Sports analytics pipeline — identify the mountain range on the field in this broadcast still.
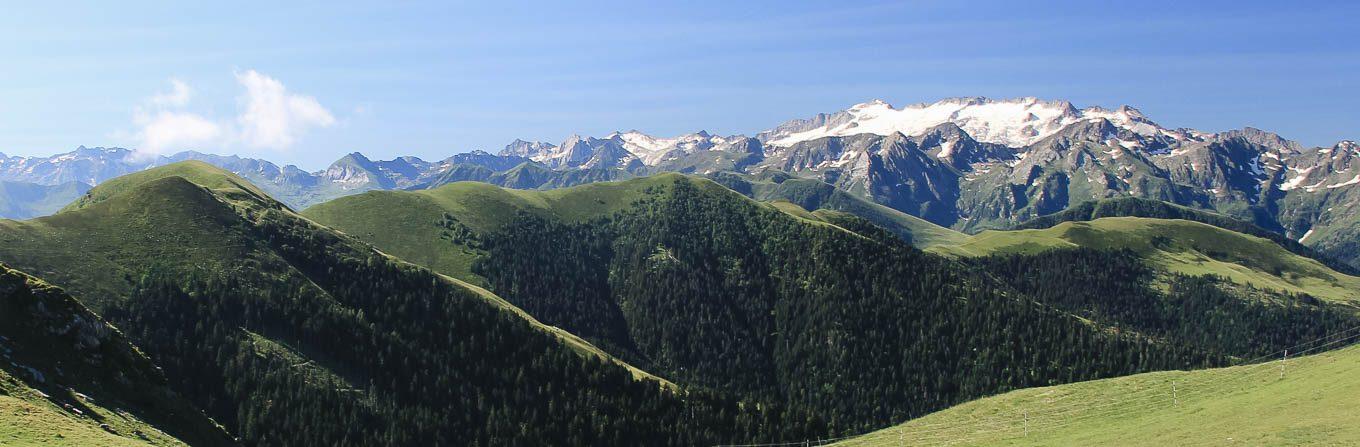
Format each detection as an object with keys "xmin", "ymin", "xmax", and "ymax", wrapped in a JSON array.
[
  {"xmin": 0, "ymin": 156, "xmax": 1357, "ymax": 445},
  {"xmin": 2, "ymin": 96, "xmax": 1357, "ymax": 270}
]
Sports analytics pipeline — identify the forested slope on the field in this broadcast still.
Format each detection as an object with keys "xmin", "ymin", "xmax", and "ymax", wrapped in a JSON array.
[
  {"xmin": 0, "ymin": 263, "xmax": 234, "ymax": 446},
  {"xmin": 0, "ymin": 163, "xmax": 822, "ymax": 446},
  {"xmin": 307, "ymin": 174, "xmax": 1360, "ymax": 435}
]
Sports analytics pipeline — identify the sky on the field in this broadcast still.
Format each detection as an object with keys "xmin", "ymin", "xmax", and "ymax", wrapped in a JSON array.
[{"xmin": 1, "ymin": 0, "xmax": 1357, "ymax": 170}]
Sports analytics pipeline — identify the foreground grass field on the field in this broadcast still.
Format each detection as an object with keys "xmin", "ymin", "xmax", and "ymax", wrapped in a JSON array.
[
  {"xmin": 833, "ymin": 338, "xmax": 1360, "ymax": 447},
  {"xmin": 0, "ymin": 370, "xmax": 182, "ymax": 446},
  {"xmin": 929, "ymin": 217, "xmax": 1360, "ymax": 305}
]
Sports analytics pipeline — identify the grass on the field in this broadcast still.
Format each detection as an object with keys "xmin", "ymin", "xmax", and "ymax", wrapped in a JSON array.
[
  {"xmin": 306, "ymin": 174, "xmax": 916, "ymax": 388},
  {"xmin": 303, "ymin": 173, "xmax": 757, "ymax": 285},
  {"xmin": 929, "ymin": 217, "xmax": 1360, "ymax": 305},
  {"xmin": 0, "ymin": 175, "xmax": 264, "ymax": 311},
  {"xmin": 832, "ymin": 341, "xmax": 1360, "ymax": 447},
  {"xmin": 0, "ymin": 161, "xmax": 674, "ymax": 390},
  {"xmin": 0, "ymin": 370, "xmax": 183, "ymax": 446},
  {"xmin": 303, "ymin": 173, "xmax": 932, "ymax": 288},
  {"xmin": 59, "ymin": 160, "xmax": 284, "ymax": 213},
  {"xmin": 243, "ymin": 330, "xmax": 358, "ymax": 393}
]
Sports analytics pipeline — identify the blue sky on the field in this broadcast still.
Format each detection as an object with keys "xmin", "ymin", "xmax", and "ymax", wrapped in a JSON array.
[{"xmin": 2, "ymin": 0, "xmax": 1357, "ymax": 169}]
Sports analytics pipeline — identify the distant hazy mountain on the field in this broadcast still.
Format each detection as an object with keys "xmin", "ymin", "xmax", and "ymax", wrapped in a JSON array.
[
  {"xmin": 0, "ymin": 180, "xmax": 90, "ymax": 219},
  {"xmin": 0, "ymin": 148, "xmax": 473, "ymax": 210},
  {"xmin": 0, "ymin": 146, "xmax": 154, "ymax": 185}
]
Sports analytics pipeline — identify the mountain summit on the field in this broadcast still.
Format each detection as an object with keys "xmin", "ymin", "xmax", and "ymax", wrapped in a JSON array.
[{"xmin": 757, "ymin": 97, "xmax": 1200, "ymax": 148}]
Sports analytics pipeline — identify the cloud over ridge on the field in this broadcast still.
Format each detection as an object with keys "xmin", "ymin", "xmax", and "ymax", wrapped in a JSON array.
[
  {"xmin": 129, "ymin": 70, "xmax": 335, "ymax": 155},
  {"xmin": 236, "ymin": 70, "xmax": 336, "ymax": 150}
]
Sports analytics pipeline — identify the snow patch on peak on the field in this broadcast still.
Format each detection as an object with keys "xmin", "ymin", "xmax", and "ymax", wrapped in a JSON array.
[
  {"xmin": 937, "ymin": 140, "xmax": 959, "ymax": 159},
  {"xmin": 1327, "ymin": 174, "xmax": 1360, "ymax": 189},
  {"xmin": 759, "ymin": 97, "xmax": 1188, "ymax": 149},
  {"xmin": 609, "ymin": 130, "xmax": 733, "ymax": 165},
  {"xmin": 504, "ymin": 130, "xmax": 744, "ymax": 168},
  {"xmin": 1338, "ymin": 140, "xmax": 1359, "ymax": 155}
]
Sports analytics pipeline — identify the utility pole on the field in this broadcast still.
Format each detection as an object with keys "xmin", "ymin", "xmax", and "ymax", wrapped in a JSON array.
[
  {"xmin": 1280, "ymin": 349, "xmax": 1288, "ymax": 379},
  {"xmin": 1024, "ymin": 410, "xmax": 1030, "ymax": 437},
  {"xmin": 1173, "ymin": 382, "xmax": 1178, "ymax": 406}
]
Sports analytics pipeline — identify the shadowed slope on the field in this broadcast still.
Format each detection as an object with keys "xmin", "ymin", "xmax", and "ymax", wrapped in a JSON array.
[{"xmin": 0, "ymin": 263, "xmax": 234, "ymax": 447}]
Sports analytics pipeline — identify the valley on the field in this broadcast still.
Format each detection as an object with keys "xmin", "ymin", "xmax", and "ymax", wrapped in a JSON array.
[{"xmin": 6, "ymin": 2, "xmax": 1358, "ymax": 444}]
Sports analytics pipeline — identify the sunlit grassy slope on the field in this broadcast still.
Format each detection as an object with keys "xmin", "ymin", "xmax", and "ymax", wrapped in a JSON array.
[
  {"xmin": 303, "ymin": 173, "xmax": 871, "ymax": 285},
  {"xmin": 929, "ymin": 217, "xmax": 1360, "ymax": 305},
  {"xmin": 0, "ymin": 372, "xmax": 180, "ymax": 447},
  {"xmin": 834, "ymin": 341, "xmax": 1360, "ymax": 447},
  {"xmin": 0, "ymin": 161, "xmax": 671, "ymax": 387},
  {"xmin": 59, "ymin": 160, "xmax": 285, "ymax": 213}
]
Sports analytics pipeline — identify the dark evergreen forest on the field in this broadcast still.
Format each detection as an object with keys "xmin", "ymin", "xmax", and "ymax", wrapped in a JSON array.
[
  {"xmin": 103, "ymin": 206, "xmax": 825, "ymax": 447},
  {"xmin": 474, "ymin": 179, "xmax": 1360, "ymax": 434}
]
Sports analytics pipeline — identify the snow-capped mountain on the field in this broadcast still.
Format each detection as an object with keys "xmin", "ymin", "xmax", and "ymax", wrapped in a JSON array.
[
  {"xmin": 497, "ymin": 130, "xmax": 750, "ymax": 169},
  {"xmin": 0, "ymin": 146, "xmax": 155, "ymax": 185},
  {"xmin": 1274, "ymin": 140, "xmax": 1360, "ymax": 193},
  {"xmin": 4, "ymin": 96, "xmax": 1359, "ymax": 269},
  {"xmin": 501, "ymin": 139, "xmax": 557, "ymax": 159},
  {"xmin": 757, "ymin": 97, "xmax": 1204, "ymax": 150}
]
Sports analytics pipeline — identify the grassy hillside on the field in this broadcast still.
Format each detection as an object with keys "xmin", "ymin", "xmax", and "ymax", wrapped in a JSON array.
[
  {"xmin": 304, "ymin": 171, "xmax": 1358, "ymax": 437},
  {"xmin": 931, "ymin": 217, "xmax": 1360, "ymax": 305},
  {"xmin": 0, "ymin": 263, "xmax": 233, "ymax": 447},
  {"xmin": 833, "ymin": 336, "xmax": 1360, "ymax": 447},
  {"xmin": 1014, "ymin": 196, "xmax": 1359, "ymax": 276},
  {"xmin": 1297, "ymin": 195, "xmax": 1360, "ymax": 272},
  {"xmin": 303, "ymin": 173, "xmax": 846, "ymax": 284},
  {"xmin": 0, "ymin": 162, "xmax": 665, "ymax": 382},
  {"xmin": 3, "ymin": 163, "xmax": 843, "ymax": 445},
  {"xmin": 59, "ymin": 160, "xmax": 285, "ymax": 213},
  {"xmin": 3, "ymin": 162, "xmax": 672, "ymax": 377},
  {"xmin": 411, "ymin": 175, "xmax": 1360, "ymax": 436}
]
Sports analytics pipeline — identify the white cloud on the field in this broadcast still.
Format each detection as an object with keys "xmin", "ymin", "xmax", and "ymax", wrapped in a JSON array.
[
  {"xmin": 150, "ymin": 79, "xmax": 193, "ymax": 107},
  {"xmin": 125, "ymin": 72, "xmax": 337, "ymax": 156},
  {"xmin": 235, "ymin": 70, "xmax": 335, "ymax": 149},
  {"xmin": 132, "ymin": 79, "xmax": 221, "ymax": 155},
  {"xmin": 135, "ymin": 111, "xmax": 222, "ymax": 154}
]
